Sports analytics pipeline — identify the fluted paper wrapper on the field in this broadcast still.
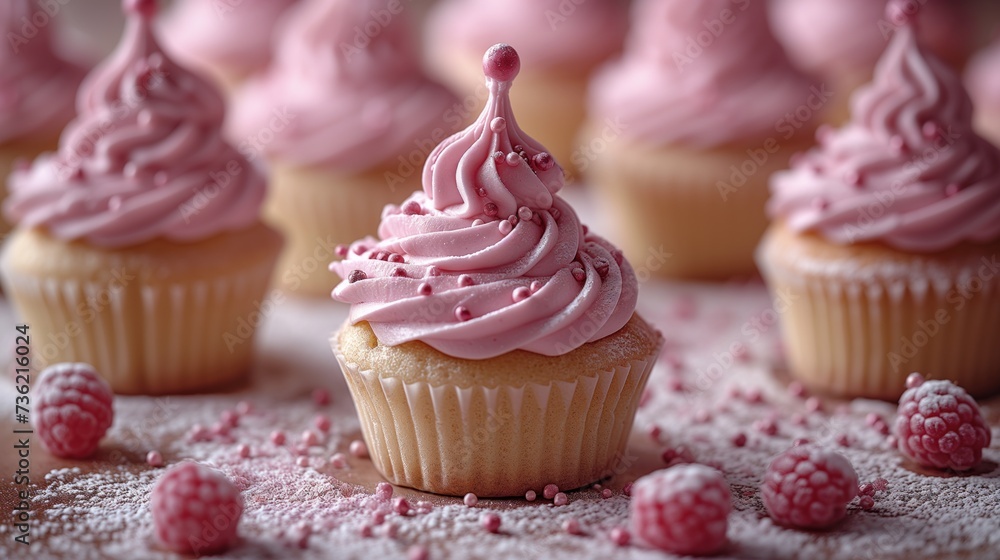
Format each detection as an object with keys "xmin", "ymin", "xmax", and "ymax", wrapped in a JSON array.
[
  {"xmin": 758, "ymin": 226, "xmax": 1000, "ymax": 400},
  {"xmin": 1, "ymin": 226, "xmax": 281, "ymax": 394},
  {"xmin": 334, "ymin": 344, "xmax": 658, "ymax": 497}
]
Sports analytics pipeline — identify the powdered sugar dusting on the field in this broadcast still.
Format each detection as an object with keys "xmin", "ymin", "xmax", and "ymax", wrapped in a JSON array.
[{"xmin": 1, "ymin": 255, "xmax": 998, "ymax": 559}]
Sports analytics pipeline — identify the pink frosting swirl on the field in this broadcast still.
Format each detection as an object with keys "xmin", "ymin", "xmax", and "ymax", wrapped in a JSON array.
[
  {"xmin": 331, "ymin": 45, "xmax": 638, "ymax": 359},
  {"xmin": 589, "ymin": 0, "xmax": 811, "ymax": 148},
  {"xmin": 160, "ymin": 0, "xmax": 297, "ymax": 80},
  {"xmin": 967, "ymin": 39, "xmax": 1000, "ymax": 113},
  {"xmin": 768, "ymin": 10, "xmax": 1000, "ymax": 253},
  {"xmin": 228, "ymin": 0, "xmax": 458, "ymax": 172},
  {"xmin": 4, "ymin": 0, "xmax": 266, "ymax": 248},
  {"xmin": 770, "ymin": 0, "xmax": 971, "ymax": 80},
  {"xmin": 427, "ymin": 0, "xmax": 628, "ymax": 69},
  {"xmin": 0, "ymin": 0, "xmax": 84, "ymax": 143}
]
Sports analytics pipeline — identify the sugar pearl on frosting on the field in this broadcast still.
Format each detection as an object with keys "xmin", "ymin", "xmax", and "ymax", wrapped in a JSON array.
[
  {"xmin": 530, "ymin": 280, "xmax": 543, "ymax": 293},
  {"xmin": 513, "ymin": 287, "xmax": 530, "ymax": 302},
  {"xmin": 532, "ymin": 152, "xmax": 554, "ymax": 171},
  {"xmin": 348, "ymin": 270, "xmax": 367, "ymax": 283},
  {"xmin": 477, "ymin": 187, "xmax": 488, "ymax": 197},
  {"xmin": 484, "ymin": 43, "xmax": 520, "ymax": 82},
  {"xmin": 492, "ymin": 151, "xmax": 505, "ymax": 163},
  {"xmin": 392, "ymin": 267, "xmax": 407, "ymax": 277},
  {"xmin": 505, "ymin": 152, "xmax": 521, "ymax": 167},
  {"xmin": 922, "ymin": 121, "xmax": 941, "ymax": 139},
  {"xmin": 550, "ymin": 207, "xmax": 561, "ymax": 220},
  {"xmin": 455, "ymin": 306, "xmax": 472, "ymax": 322},
  {"xmin": 945, "ymin": 183, "xmax": 961, "ymax": 197},
  {"xmin": 458, "ymin": 275, "xmax": 474, "ymax": 287},
  {"xmin": 335, "ymin": 245, "xmax": 348, "ymax": 257},
  {"xmin": 499, "ymin": 220, "xmax": 513, "ymax": 235},
  {"xmin": 490, "ymin": 117, "xmax": 507, "ymax": 132},
  {"xmin": 388, "ymin": 253, "xmax": 404, "ymax": 263},
  {"xmin": 418, "ymin": 283, "xmax": 433, "ymax": 296},
  {"xmin": 572, "ymin": 268, "xmax": 586, "ymax": 282},
  {"xmin": 889, "ymin": 134, "xmax": 907, "ymax": 153},
  {"xmin": 402, "ymin": 201, "xmax": 422, "ymax": 215},
  {"xmin": 594, "ymin": 258, "xmax": 610, "ymax": 279},
  {"xmin": 484, "ymin": 202, "xmax": 498, "ymax": 217},
  {"xmin": 517, "ymin": 206, "xmax": 533, "ymax": 221}
]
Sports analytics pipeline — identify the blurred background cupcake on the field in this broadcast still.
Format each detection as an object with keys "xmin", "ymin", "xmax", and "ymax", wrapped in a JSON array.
[
  {"xmin": 425, "ymin": 0, "xmax": 629, "ymax": 178},
  {"xmin": 758, "ymin": 4, "xmax": 1000, "ymax": 400},
  {"xmin": 769, "ymin": 0, "xmax": 974, "ymax": 125},
  {"xmin": 159, "ymin": 0, "xmax": 299, "ymax": 94},
  {"xmin": 584, "ymin": 0, "xmax": 815, "ymax": 280},
  {"xmin": 1, "ymin": 0, "xmax": 281, "ymax": 394},
  {"xmin": 1, "ymin": 0, "xmax": 85, "ymax": 234},
  {"xmin": 967, "ymin": 36, "xmax": 1000, "ymax": 146},
  {"xmin": 229, "ymin": 0, "xmax": 458, "ymax": 297}
]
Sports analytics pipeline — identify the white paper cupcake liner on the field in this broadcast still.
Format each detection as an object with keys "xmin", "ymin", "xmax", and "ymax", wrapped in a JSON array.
[
  {"xmin": 759, "ymin": 233, "xmax": 1000, "ymax": 399},
  {"xmin": 4, "ymin": 256, "xmax": 276, "ymax": 395},
  {"xmin": 334, "ymin": 345, "xmax": 658, "ymax": 497}
]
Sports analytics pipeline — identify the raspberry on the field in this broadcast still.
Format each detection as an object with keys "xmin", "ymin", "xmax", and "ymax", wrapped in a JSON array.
[
  {"xmin": 630, "ymin": 464, "xmax": 731, "ymax": 555},
  {"xmin": 761, "ymin": 446, "xmax": 858, "ymax": 529},
  {"xmin": 894, "ymin": 375, "xmax": 991, "ymax": 471},
  {"xmin": 35, "ymin": 363, "xmax": 114, "ymax": 458},
  {"xmin": 151, "ymin": 462, "xmax": 244, "ymax": 554}
]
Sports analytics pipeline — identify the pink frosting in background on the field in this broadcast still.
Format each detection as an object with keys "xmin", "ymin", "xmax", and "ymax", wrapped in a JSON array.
[
  {"xmin": 589, "ymin": 0, "xmax": 812, "ymax": 148},
  {"xmin": 159, "ymin": 0, "xmax": 297, "ymax": 81},
  {"xmin": 967, "ymin": 39, "xmax": 1000, "ymax": 113},
  {"xmin": 4, "ymin": 0, "xmax": 266, "ymax": 248},
  {"xmin": 768, "ymin": 8, "xmax": 1000, "ymax": 253},
  {"xmin": 769, "ymin": 0, "xmax": 971, "ymax": 82},
  {"xmin": 426, "ymin": 0, "xmax": 628, "ymax": 70},
  {"xmin": 228, "ymin": 0, "xmax": 458, "ymax": 173},
  {"xmin": 0, "ymin": 0, "xmax": 85, "ymax": 143},
  {"xmin": 331, "ymin": 45, "xmax": 638, "ymax": 360}
]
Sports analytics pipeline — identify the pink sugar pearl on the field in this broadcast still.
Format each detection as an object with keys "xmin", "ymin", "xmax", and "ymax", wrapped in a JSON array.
[
  {"xmin": 481, "ymin": 513, "xmax": 502, "ymax": 533},
  {"xmin": 35, "ymin": 363, "xmax": 114, "ymax": 459},
  {"xmin": 483, "ymin": 43, "xmax": 520, "ymax": 83},
  {"xmin": 151, "ymin": 462, "xmax": 243, "ymax": 554},
  {"xmin": 894, "ymin": 375, "xmax": 991, "ymax": 471},
  {"xmin": 761, "ymin": 446, "xmax": 859, "ymax": 529},
  {"xmin": 630, "ymin": 464, "xmax": 731, "ymax": 555}
]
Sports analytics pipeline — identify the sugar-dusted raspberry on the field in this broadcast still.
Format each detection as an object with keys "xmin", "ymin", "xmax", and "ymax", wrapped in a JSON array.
[
  {"xmin": 151, "ymin": 462, "xmax": 244, "ymax": 554},
  {"xmin": 630, "ymin": 464, "xmax": 731, "ymax": 555},
  {"xmin": 35, "ymin": 363, "xmax": 114, "ymax": 458},
  {"xmin": 761, "ymin": 446, "xmax": 858, "ymax": 529},
  {"xmin": 894, "ymin": 375, "xmax": 991, "ymax": 471}
]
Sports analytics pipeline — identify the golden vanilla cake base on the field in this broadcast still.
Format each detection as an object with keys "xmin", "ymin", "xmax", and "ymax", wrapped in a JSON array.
[
  {"xmin": 0, "ymin": 223, "xmax": 281, "ymax": 394},
  {"xmin": 586, "ymin": 128, "xmax": 813, "ymax": 280},
  {"xmin": 266, "ymin": 162, "xmax": 416, "ymax": 296},
  {"xmin": 334, "ymin": 315, "xmax": 663, "ymax": 497},
  {"xmin": 758, "ymin": 221, "xmax": 1000, "ymax": 401}
]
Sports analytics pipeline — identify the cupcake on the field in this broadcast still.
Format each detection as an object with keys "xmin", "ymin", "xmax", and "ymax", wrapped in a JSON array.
[
  {"xmin": 159, "ymin": 0, "xmax": 297, "ymax": 94},
  {"xmin": 758, "ymin": 4, "xmax": 1000, "ymax": 400},
  {"xmin": 229, "ymin": 0, "xmax": 458, "ymax": 296},
  {"xmin": 967, "ymin": 38, "xmax": 1000, "ymax": 146},
  {"xmin": 0, "ymin": 0, "xmax": 85, "ymax": 233},
  {"xmin": 0, "ymin": 0, "xmax": 282, "ymax": 395},
  {"xmin": 585, "ymin": 0, "xmax": 814, "ymax": 280},
  {"xmin": 425, "ymin": 0, "xmax": 628, "ymax": 178},
  {"xmin": 769, "ymin": 0, "xmax": 972, "ymax": 124},
  {"xmin": 330, "ymin": 44, "xmax": 663, "ymax": 497}
]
